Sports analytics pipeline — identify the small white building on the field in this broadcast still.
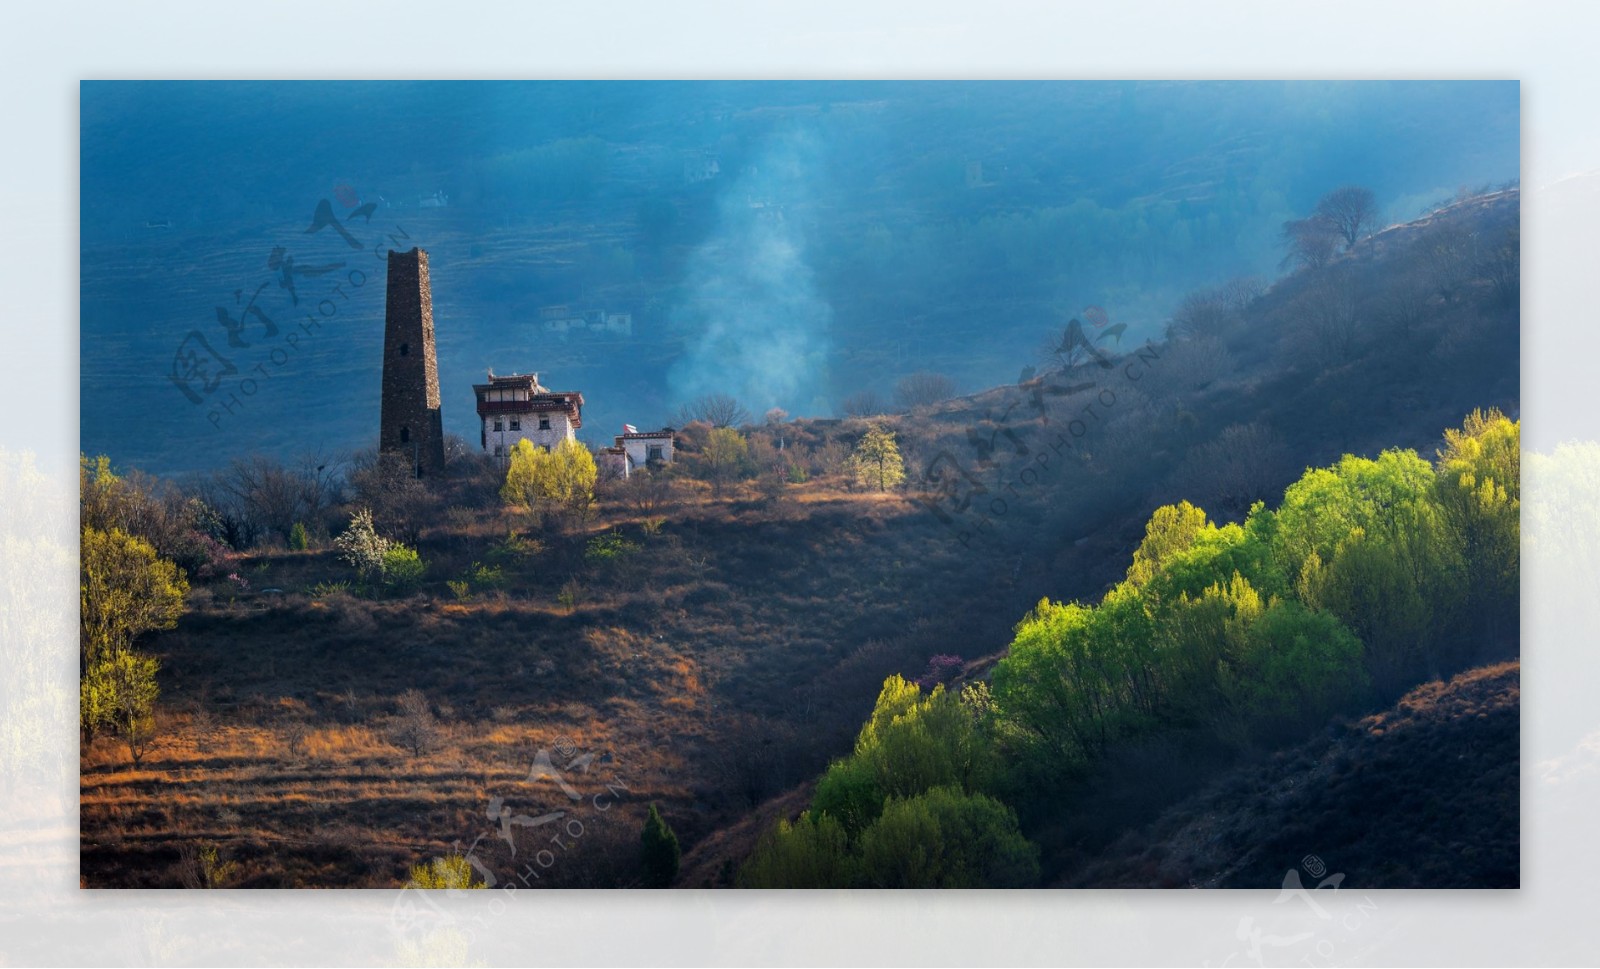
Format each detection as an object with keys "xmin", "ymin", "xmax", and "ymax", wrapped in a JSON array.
[
  {"xmin": 538, "ymin": 305, "xmax": 633, "ymax": 340},
  {"xmin": 683, "ymin": 152, "xmax": 721, "ymax": 185},
  {"xmin": 599, "ymin": 426, "xmax": 676, "ymax": 479},
  {"xmin": 473, "ymin": 371, "xmax": 584, "ymax": 461}
]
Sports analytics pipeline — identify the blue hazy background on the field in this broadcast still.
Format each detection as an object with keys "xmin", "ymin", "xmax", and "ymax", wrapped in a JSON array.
[{"xmin": 79, "ymin": 81, "xmax": 1519, "ymax": 476}]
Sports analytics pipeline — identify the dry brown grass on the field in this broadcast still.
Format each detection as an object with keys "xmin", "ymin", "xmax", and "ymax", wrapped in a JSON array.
[{"xmin": 83, "ymin": 478, "xmax": 999, "ymax": 887}]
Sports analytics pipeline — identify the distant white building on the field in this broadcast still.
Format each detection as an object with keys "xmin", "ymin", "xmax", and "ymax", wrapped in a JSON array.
[
  {"xmin": 472, "ymin": 371, "xmax": 584, "ymax": 461},
  {"xmin": 538, "ymin": 305, "xmax": 633, "ymax": 340},
  {"xmin": 683, "ymin": 152, "xmax": 721, "ymax": 185},
  {"xmin": 599, "ymin": 426, "xmax": 676, "ymax": 479}
]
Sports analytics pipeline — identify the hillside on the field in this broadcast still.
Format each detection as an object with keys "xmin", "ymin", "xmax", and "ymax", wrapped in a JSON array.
[
  {"xmin": 1067, "ymin": 662, "xmax": 1520, "ymax": 889},
  {"xmin": 80, "ymin": 189, "xmax": 1519, "ymax": 888}
]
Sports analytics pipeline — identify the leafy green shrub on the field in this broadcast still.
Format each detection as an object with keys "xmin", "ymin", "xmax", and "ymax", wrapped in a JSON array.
[
  {"xmin": 469, "ymin": 561, "xmax": 506, "ymax": 590},
  {"xmin": 487, "ymin": 529, "xmax": 545, "ymax": 564},
  {"xmin": 737, "ymin": 813, "xmax": 853, "ymax": 888},
  {"xmin": 585, "ymin": 531, "xmax": 640, "ymax": 565},
  {"xmin": 445, "ymin": 579, "xmax": 471, "ymax": 601},
  {"xmin": 288, "ymin": 522, "xmax": 309, "ymax": 551},
  {"xmin": 382, "ymin": 545, "xmax": 425, "ymax": 594},
  {"xmin": 742, "ymin": 786, "xmax": 1039, "ymax": 888},
  {"xmin": 857, "ymin": 786, "xmax": 1039, "ymax": 888}
]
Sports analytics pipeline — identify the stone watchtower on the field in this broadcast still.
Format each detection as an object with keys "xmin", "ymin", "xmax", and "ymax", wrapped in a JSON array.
[{"xmin": 379, "ymin": 248, "xmax": 446, "ymax": 478}]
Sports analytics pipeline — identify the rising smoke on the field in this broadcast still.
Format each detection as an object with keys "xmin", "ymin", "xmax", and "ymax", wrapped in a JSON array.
[{"xmin": 667, "ymin": 130, "xmax": 833, "ymax": 419}]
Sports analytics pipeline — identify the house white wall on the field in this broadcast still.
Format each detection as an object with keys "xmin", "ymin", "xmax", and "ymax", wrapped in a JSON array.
[
  {"xmin": 485, "ymin": 409, "xmax": 576, "ymax": 458},
  {"xmin": 622, "ymin": 435, "xmax": 674, "ymax": 468}
]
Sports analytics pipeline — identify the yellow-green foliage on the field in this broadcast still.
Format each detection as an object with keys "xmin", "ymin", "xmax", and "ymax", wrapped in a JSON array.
[
  {"xmin": 501, "ymin": 438, "xmax": 598, "ymax": 514},
  {"xmin": 381, "ymin": 545, "xmax": 426, "ymax": 593},
  {"xmin": 811, "ymin": 676, "xmax": 998, "ymax": 836},
  {"xmin": 405, "ymin": 853, "xmax": 485, "ymax": 889},
  {"xmin": 1434, "ymin": 408, "xmax": 1520, "ymax": 612},
  {"xmin": 742, "ymin": 783, "xmax": 1038, "ymax": 888},
  {"xmin": 701, "ymin": 427, "xmax": 749, "ymax": 497},
  {"xmin": 81, "ymin": 649, "xmax": 160, "ymax": 762},
  {"xmin": 807, "ymin": 410, "xmax": 1517, "ymax": 865},
  {"xmin": 1125, "ymin": 500, "xmax": 1209, "ymax": 588},
  {"xmin": 80, "ymin": 526, "xmax": 188, "ymax": 665},
  {"xmin": 849, "ymin": 424, "xmax": 906, "ymax": 492},
  {"xmin": 737, "ymin": 812, "xmax": 853, "ymax": 888},
  {"xmin": 855, "ymin": 786, "xmax": 1038, "ymax": 888}
]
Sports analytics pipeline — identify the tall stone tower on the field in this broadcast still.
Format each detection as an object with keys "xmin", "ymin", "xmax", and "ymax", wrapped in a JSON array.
[{"xmin": 379, "ymin": 248, "xmax": 446, "ymax": 478}]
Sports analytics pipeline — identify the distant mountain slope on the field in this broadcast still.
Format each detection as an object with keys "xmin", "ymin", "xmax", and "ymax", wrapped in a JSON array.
[{"xmin": 1068, "ymin": 662, "xmax": 1519, "ymax": 888}]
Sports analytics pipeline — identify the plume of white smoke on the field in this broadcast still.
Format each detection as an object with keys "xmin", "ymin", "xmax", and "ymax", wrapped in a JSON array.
[{"xmin": 667, "ymin": 131, "xmax": 832, "ymax": 417}]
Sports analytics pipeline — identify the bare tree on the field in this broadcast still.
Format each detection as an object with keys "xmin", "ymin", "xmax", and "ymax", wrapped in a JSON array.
[
  {"xmin": 1168, "ymin": 289, "xmax": 1236, "ymax": 340},
  {"xmin": 1295, "ymin": 270, "xmax": 1364, "ymax": 362},
  {"xmin": 840, "ymin": 390, "xmax": 886, "ymax": 418},
  {"xmin": 621, "ymin": 467, "xmax": 676, "ymax": 515},
  {"xmin": 1158, "ymin": 335, "xmax": 1235, "ymax": 394},
  {"xmin": 894, "ymin": 372, "xmax": 957, "ymax": 410},
  {"xmin": 347, "ymin": 449, "xmax": 437, "ymax": 546},
  {"xmin": 1168, "ymin": 423, "xmax": 1291, "ymax": 519},
  {"xmin": 678, "ymin": 393, "xmax": 750, "ymax": 429},
  {"xmin": 1417, "ymin": 221, "xmax": 1475, "ymax": 304},
  {"xmin": 1217, "ymin": 275, "xmax": 1266, "ymax": 314},
  {"xmin": 1281, "ymin": 215, "xmax": 1342, "ymax": 271},
  {"xmin": 1477, "ymin": 223, "xmax": 1519, "ymax": 309},
  {"xmin": 209, "ymin": 451, "xmax": 339, "ymax": 545},
  {"xmin": 1315, "ymin": 186, "xmax": 1382, "ymax": 250},
  {"xmin": 389, "ymin": 689, "xmax": 439, "ymax": 757}
]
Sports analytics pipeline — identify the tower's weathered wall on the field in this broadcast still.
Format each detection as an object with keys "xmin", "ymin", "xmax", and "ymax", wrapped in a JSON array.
[{"xmin": 379, "ymin": 248, "xmax": 446, "ymax": 477}]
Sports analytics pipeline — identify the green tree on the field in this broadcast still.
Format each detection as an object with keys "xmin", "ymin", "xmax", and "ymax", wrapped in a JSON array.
[
  {"xmin": 288, "ymin": 521, "xmax": 309, "ymax": 551},
  {"xmin": 849, "ymin": 424, "xmax": 906, "ymax": 492},
  {"xmin": 856, "ymin": 786, "xmax": 1039, "ymax": 888},
  {"xmin": 1124, "ymin": 500, "xmax": 1209, "ymax": 588},
  {"xmin": 702, "ymin": 427, "xmax": 749, "ymax": 498},
  {"xmin": 80, "ymin": 526, "xmax": 188, "ymax": 667},
  {"xmin": 810, "ymin": 754, "xmax": 886, "ymax": 838},
  {"xmin": 737, "ymin": 812, "xmax": 853, "ymax": 888},
  {"xmin": 990, "ymin": 599, "xmax": 1126, "ymax": 770},
  {"xmin": 501, "ymin": 438, "xmax": 599, "ymax": 519},
  {"xmin": 640, "ymin": 803, "xmax": 680, "ymax": 888},
  {"xmin": 501, "ymin": 438, "xmax": 542, "ymax": 507},
  {"xmin": 1226, "ymin": 599, "xmax": 1367, "ymax": 742},
  {"xmin": 1271, "ymin": 449, "xmax": 1440, "ymax": 582},
  {"xmin": 1434, "ymin": 409, "xmax": 1520, "ymax": 639},
  {"xmin": 82, "ymin": 649, "xmax": 160, "ymax": 763},
  {"xmin": 1303, "ymin": 520, "xmax": 1456, "ymax": 698}
]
